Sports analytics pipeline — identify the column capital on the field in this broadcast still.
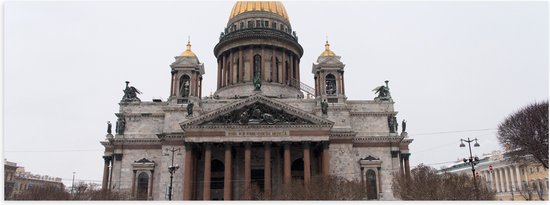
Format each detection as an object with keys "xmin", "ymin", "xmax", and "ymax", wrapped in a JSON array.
[
  {"xmin": 184, "ymin": 142, "xmax": 194, "ymax": 149},
  {"xmin": 401, "ymin": 153, "xmax": 411, "ymax": 160},
  {"xmin": 103, "ymin": 156, "xmax": 113, "ymax": 163}
]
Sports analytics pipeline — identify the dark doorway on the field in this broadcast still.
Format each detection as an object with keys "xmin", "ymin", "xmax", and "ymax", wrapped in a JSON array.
[
  {"xmin": 291, "ymin": 158, "xmax": 304, "ymax": 181},
  {"xmin": 211, "ymin": 159, "xmax": 224, "ymax": 200},
  {"xmin": 136, "ymin": 172, "xmax": 149, "ymax": 200},
  {"xmin": 251, "ymin": 169, "xmax": 265, "ymax": 192},
  {"xmin": 366, "ymin": 169, "xmax": 377, "ymax": 200}
]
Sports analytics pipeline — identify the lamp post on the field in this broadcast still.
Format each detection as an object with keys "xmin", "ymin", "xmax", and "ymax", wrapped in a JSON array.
[
  {"xmin": 460, "ymin": 137, "xmax": 481, "ymax": 200},
  {"xmin": 165, "ymin": 147, "xmax": 180, "ymax": 200},
  {"xmin": 71, "ymin": 172, "xmax": 76, "ymax": 195}
]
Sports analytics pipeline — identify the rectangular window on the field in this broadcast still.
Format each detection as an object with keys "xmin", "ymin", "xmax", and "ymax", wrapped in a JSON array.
[
  {"xmin": 240, "ymin": 22, "xmax": 244, "ymax": 29},
  {"xmin": 248, "ymin": 21, "xmax": 253, "ymax": 28},
  {"xmin": 272, "ymin": 22, "xmax": 277, "ymax": 29},
  {"xmin": 256, "ymin": 20, "xmax": 261, "ymax": 27},
  {"xmin": 264, "ymin": 21, "xmax": 269, "ymax": 27},
  {"xmin": 530, "ymin": 167, "xmax": 533, "ymax": 173}
]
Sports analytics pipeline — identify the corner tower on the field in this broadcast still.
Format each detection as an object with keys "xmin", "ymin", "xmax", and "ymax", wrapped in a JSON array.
[
  {"xmin": 214, "ymin": 1, "xmax": 304, "ymax": 98},
  {"xmin": 169, "ymin": 39, "xmax": 205, "ymax": 103},
  {"xmin": 313, "ymin": 40, "xmax": 346, "ymax": 103}
]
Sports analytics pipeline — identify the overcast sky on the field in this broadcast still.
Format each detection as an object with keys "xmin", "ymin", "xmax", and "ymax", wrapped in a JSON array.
[{"xmin": 4, "ymin": 1, "xmax": 548, "ymax": 186}]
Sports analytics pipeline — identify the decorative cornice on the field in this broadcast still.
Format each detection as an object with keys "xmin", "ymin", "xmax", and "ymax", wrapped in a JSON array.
[
  {"xmin": 110, "ymin": 138, "xmax": 161, "ymax": 145},
  {"xmin": 349, "ymin": 111, "xmax": 398, "ymax": 116},
  {"xmin": 115, "ymin": 113, "xmax": 165, "ymax": 118},
  {"xmin": 215, "ymin": 28, "xmax": 303, "ymax": 57}
]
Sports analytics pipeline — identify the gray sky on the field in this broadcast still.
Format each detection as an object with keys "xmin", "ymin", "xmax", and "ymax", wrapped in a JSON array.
[{"xmin": 5, "ymin": 1, "xmax": 548, "ymax": 186}]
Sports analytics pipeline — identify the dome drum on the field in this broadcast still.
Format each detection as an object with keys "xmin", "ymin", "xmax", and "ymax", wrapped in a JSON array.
[
  {"xmin": 214, "ymin": 28, "xmax": 302, "ymax": 58},
  {"xmin": 214, "ymin": 81, "xmax": 303, "ymax": 99}
]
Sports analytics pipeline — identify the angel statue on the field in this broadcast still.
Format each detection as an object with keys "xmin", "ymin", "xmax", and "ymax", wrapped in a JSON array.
[
  {"xmin": 253, "ymin": 75, "xmax": 262, "ymax": 91},
  {"xmin": 372, "ymin": 80, "xmax": 392, "ymax": 101},
  {"xmin": 121, "ymin": 81, "xmax": 142, "ymax": 102}
]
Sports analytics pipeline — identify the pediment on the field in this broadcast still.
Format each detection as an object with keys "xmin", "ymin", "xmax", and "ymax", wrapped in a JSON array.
[
  {"xmin": 316, "ymin": 55, "xmax": 343, "ymax": 65},
  {"xmin": 180, "ymin": 94, "xmax": 333, "ymax": 130},
  {"xmin": 134, "ymin": 158, "xmax": 154, "ymax": 163}
]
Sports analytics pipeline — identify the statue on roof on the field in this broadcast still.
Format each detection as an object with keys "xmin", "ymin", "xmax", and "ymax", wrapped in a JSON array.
[
  {"xmin": 107, "ymin": 121, "xmax": 112, "ymax": 134},
  {"xmin": 253, "ymin": 74, "xmax": 262, "ymax": 91},
  {"xmin": 187, "ymin": 101, "xmax": 194, "ymax": 116},
  {"xmin": 402, "ymin": 119, "xmax": 407, "ymax": 133},
  {"xmin": 121, "ymin": 81, "xmax": 142, "ymax": 102},
  {"xmin": 321, "ymin": 99, "xmax": 328, "ymax": 115},
  {"xmin": 373, "ymin": 80, "xmax": 392, "ymax": 101},
  {"xmin": 115, "ymin": 116, "xmax": 126, "ymax": 135}
]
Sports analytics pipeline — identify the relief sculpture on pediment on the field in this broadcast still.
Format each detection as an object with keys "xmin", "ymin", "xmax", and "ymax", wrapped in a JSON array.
[{"xmin": 203, "ymin": 102, "xmax": 313, "ymax": 125}]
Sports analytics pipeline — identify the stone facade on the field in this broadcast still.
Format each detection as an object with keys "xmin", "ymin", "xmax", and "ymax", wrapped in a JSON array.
[{"xmin": 100, "ymin": 1, "xmax": 413, "ymax": 201}]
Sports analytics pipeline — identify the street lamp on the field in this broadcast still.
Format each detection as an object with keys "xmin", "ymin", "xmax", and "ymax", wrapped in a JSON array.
[
  {"xmin": 71, "ymin": 172, "xmax": 76, "ymax": 195},
  {"xmin": 165, "ymin": 147, "xmax": 181, "ymax": 201},
  {"xmin": 460, "ymin": 137, "xmax": 481, "ymax": 200}
]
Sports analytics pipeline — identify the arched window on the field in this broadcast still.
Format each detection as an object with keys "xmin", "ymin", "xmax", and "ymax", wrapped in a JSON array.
[
  {"xmin": 254, "ymin": 55, "xmax": 262, "ymax": 79},
  {"xmin": 325, "ymin": 74, "xmax": 336, "ymax": 95},
  {"xmin": 285, "ymin": 61, "xmax": 289, "ymax": 85},
  {"xmin": 137, "ymin": 172, "xmax": 149, "ymax": 200},
  {"xmin": 275, "ymin": 58, "xmax": 280, "ymax": 83},
  {"xmin": 235, "ymin": 59, "xmax": 240, "ymax": 83},
  {"xmin": 179, "ymin": 75, "xmax": 190, "ymax": 97},
  {"xmin": 226, "ymin": 61, "xmax": 231, "ymax": 85},
  {"xmin": 366, "ymin": 169, "xmax": 377, "ymax": 200}
]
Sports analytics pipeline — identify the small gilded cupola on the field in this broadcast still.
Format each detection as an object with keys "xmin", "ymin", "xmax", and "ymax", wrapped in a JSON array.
[
  {"xmin": 169, "ymin": 38, "xmax": 205, "ymax": 104},
  {"xmin": 312, "ymin": 40, "xmax": 346, "ymax": 103},
  {"xmin": 320, "ymin": 40, "xmax": 336, "ymax": 57}
]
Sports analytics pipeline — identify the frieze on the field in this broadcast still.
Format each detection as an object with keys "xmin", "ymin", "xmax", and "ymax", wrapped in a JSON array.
[
  {"xmin": 115, "ymin": 113, "xmax": 165, "ymax": 118},
  {"xmin": 186, "ymin": 124, "xmax": 331, "ymax": 130},
  {"xmin": 225, "ymin": 130, "xmax": 289, "ymax": 137},
  {"xmin": 204, "ymin": 102, "xmax": 314, "ymax": 125}
]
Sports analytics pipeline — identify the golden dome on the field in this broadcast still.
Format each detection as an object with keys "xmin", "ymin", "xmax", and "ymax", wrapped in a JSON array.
[
  {"xmin": 180, "ymin": 38, "xmax": 196, "ymax": 57},
  {"xmin": 320, "ymin": 40, "xmax": 336, "ymax": 56},
  {"xmin": 229, "ymin": 1, "xmax": 289, "ymax": 21}
]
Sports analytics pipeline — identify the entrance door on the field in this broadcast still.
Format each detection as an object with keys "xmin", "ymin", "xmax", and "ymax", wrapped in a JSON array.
[
  {"xmin": 251, "ymin": 169, "xmax": 265, "ymax": 192},
  {"xmin": 137, "ymin": 172, "xmax": 149, "ymax": 200},
  {"xmin": 366, "ymin": 169, "xmax": 377, "ymax": 200}
]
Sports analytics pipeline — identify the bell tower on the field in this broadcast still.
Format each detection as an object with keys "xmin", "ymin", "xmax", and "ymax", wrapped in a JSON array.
[
  {"xmin": 312, "ymin": 40, "xmax": 346, "ymax": 103},
  {"xmin": 169, "ymin": 39, "xmax": 205, "ymax": 104}
]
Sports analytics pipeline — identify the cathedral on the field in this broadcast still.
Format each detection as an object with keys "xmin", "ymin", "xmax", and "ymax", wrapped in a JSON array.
[{"xmin": 100, "ymin": 1, "xmax": 413, "ymax": 200}]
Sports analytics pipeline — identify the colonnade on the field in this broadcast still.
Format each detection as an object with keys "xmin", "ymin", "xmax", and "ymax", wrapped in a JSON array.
[
  {"xmin": 480, "ymin": 165, "xmax": 524, "ymax": 192},
  {"xmin": 217, "ymin": 46, "xmax": 300, "ymax": 89},
  {"xmin": 182, "ymin": 141, "xmax": 330, "ymax": 200}
]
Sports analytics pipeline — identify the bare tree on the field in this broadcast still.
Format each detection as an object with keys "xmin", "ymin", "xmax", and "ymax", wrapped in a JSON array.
[
  {"xmin": 245, "ymin": 176, "xmax": 366, "ymax": 200},
  {"xmin": 393, "ymin": 164, "xmax": 495, "ymax": 200},
  {"xmin": 497, "ymin": 101, "xmax": 548, "ymax": 169},
  {"xmin": 12, "ymin": 184, "xmax": 70, "ymax": 200}
]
